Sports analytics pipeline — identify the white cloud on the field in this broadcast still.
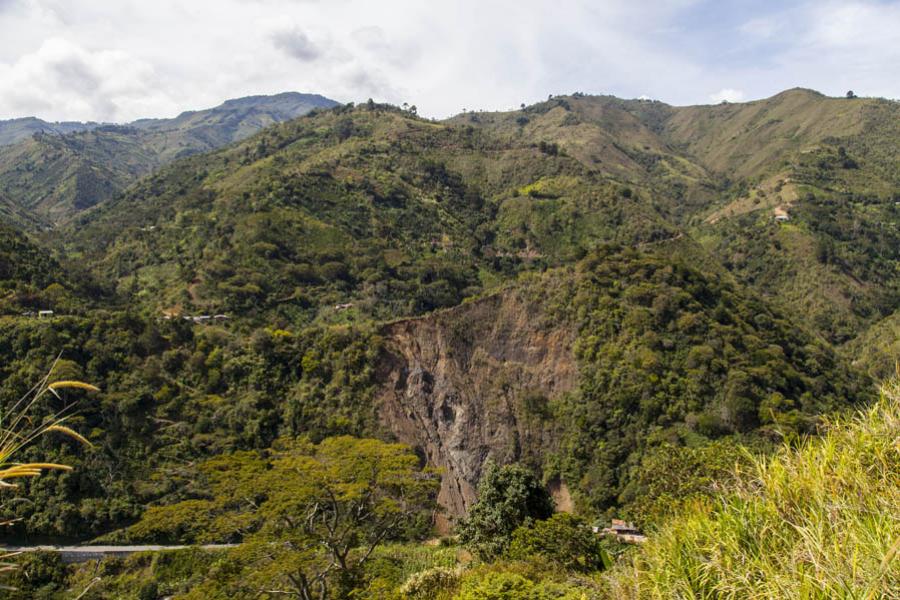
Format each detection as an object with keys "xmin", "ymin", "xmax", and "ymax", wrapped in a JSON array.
[
  {"xmin": 804, "ymin": 1, "xmax": 900, "ymax": 48},
  {"xmin": 709, "ymin": 88, "xmax": 745, "ymax": 103},
  {"xmin": 0, "ymin": 38, "xmax": 177, "ymax": 122},
  {"xmin": 0, "ymin": 0, "xmax": 712, "ymax": 120},
  {"xmin": 0, "ymin": 0, "xmax": 898, "ymax": 122},
  {"xmin": 270, "ymin": 26, "xmax": 321, "ymax": 62},
  {"xmin": 739, "ymin": 17, "xmax": 780, "ymax": 38}
]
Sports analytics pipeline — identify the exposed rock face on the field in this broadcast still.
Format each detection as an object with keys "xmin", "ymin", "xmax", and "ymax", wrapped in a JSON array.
[{"xmin": 376, "ymin": 289, "xmax": 577, "ymax": 522}]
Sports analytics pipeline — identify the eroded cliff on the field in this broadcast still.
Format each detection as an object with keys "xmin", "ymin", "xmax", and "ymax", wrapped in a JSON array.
[{"xmin": 376, "ymin": 288, "xmax": 577, "ymax": 521}]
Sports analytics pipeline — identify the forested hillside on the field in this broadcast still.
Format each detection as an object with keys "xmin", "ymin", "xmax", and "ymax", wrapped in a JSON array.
[
  {"xmin": 455, "ymin": 90, "xmax": 900, "ymax": 351},
  {"xmin": 65, "ymin": 101, "xmax": 676, "ymax": 325},
  {"xmin": 0, "ymin": 188, "xmax": 42, "ymax": 230},
  {"xmin": 0, "ymin": 93, "xmax": 337, "ymax": 224},
  {"xmin": 0, "ymin": 89, "xmax": 897, "ymax": 598}
]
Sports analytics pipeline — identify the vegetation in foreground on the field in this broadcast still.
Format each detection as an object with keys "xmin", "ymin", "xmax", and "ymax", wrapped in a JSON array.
[
  {"xmin": 0, "ymin": 244, "xmax": 872, "ymax": 541},
  {"xmin": 0, "ymin": 90, "xmax": 892, "ymax": 543},
  {"xmin": 0, "ymin": 90, "xmax": 898, "ymax": 598},
  {"xmin": 9, "ymin": 381, "xmax": 897, "ymax": 598},
  {"xmin": 0, "ymin": 369, "xmax": 96, "ymax": 592},
  {"xmin": 608, "ymin": 379, "xmax": 900, "ymax": 599}
]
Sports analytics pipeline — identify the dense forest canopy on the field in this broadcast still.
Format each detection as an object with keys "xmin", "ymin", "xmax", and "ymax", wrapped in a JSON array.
[{"xmin": 0, "ymin": 89, "xmax": 897, "ymax": 598}]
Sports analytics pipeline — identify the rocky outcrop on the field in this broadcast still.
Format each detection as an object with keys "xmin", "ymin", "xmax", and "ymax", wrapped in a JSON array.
[{"xmin": 375, "ymin": 289, "xmax": 577, "ymax": 523}]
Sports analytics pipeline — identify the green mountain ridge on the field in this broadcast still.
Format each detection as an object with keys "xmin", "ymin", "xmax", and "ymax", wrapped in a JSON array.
[
  {"xmin": 0, "ymin": 87, "xmax": 894, "ymax": 547},
  {"xmin": 0, "ymin": 92, "xmax": 338, "ymax": 224},
  {"xmin": 63, "ymin": 101, "xmax": 682, "ymax": 325},
  {"xmin": 0, "ymin": 116, "xmax": 101, "ymax": 147},
  {"xmin": 52, "ymin": 91, "xmax": 900, "ymax": 366},
  {"xmin": 462, "ymin": 91, "xmax": 900, "ymax": 347}
]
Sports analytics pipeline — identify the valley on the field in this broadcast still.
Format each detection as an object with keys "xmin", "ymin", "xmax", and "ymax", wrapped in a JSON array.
[{"xmin": 0, "ymin": 88, "xmax": 897, "ymax": 598}]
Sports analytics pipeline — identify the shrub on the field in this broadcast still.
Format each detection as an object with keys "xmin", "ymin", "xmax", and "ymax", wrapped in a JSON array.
[
  {"xmin": 399, "ymin": 566, "xmax": 460, "ymax": 599},
  {"xmin": 457, "ymin": 463, "xmax": 554, "ymax": 560},
  {"xmin": 455, "ymin": 570, "xmax": 591, "ymax": 600},
  {"xmin": 456, "ymin": 572, "xmax": 532, "ymax": 599},
  {"xmin": 507, "ymin": 513, "xmax": 611, "ymax": 573},
  {"xmin": 138, "ymin": 581, "xmax": 159, "ymax": 600}
]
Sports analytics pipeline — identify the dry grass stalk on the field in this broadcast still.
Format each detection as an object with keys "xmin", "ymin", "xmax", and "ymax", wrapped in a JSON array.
[{"xmin": 0, "ymin": 357, "xmax": 98, "ymax": 489}]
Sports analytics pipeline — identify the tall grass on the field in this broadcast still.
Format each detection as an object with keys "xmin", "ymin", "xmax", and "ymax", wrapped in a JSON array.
[
  {"xmin": 609, "ymin": 380, "xmax": 900, "ymax": 599},
  {"xmin": 0, "ymin": 366, "xmax": 96, "ymax": 500},
  {"xmin": 0, "ymin": 365, "xmax": 97, "ymax": 591}
]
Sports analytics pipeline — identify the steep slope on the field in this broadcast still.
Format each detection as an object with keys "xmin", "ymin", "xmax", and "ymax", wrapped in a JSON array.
[
  {"xmin": 694, "ymin": 196, "xmax": 900, "ymax": 344},
  {"xmin": 660, "ymin": 89, "xmax": 882, "ymax": 179},
  {"xmin": 447, "ymin": 96, "xmax": 719, "ymax": 223},
  {"xmin": 130, "ymin": 92, "xmax": 336, "ymax": 147},
  {"xmin": 618, "ymin": 383, "xmax": 899, "ymax": 598},
  {"xmin": 0, "ymin": 220, "xmax": 103, "ymax": 315},
  {"xmin": 456, "ymin": 90, "xmax": 900, "ymax": 222},
  {"xmin": 0, "ymin": 128, "xmax": 152, "ymax": 223},
  {"xmin": 377, "ymin": 288, "xmax": 578, "ymax": 518},
  {"xmin": 0, "ymin": 94, "xmax": 880, "ymax": 541},
  {"xmin": 395, "ymin": 93, "xmax": 900, "ymax": 349},
  {"xmin": 847, "ymin": 309, "xmax": 900, "ymax": 379},
  {"xmin": 0, "ymin": 241, "xmax": 868, "ymax": 540},
  {"xmin": 0, "ymin": 93, "xmax": 338, "ymax": 223},
  {"xmin": 0, "ymin": 189, "xmax": 42, "ymax": 230},
  {"xmin": 377, "ymin": 244, "xmax": 871, "ymax": 518},
  {"xmin": 673, "ymin": 92, "xmax": 900, "ymax": 345},
  {"xmin": 0, "ymin": 222, "xmax": 62, "ymax": 290},
  {"xmin": 65, "ymin": 103, "xmax": 677, "ymax": 323}
]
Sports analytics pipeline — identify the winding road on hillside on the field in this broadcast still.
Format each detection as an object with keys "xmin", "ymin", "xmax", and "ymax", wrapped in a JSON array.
[{"xmin": 1, "ymin": 544, "xmax": 236, "ymax": 563}]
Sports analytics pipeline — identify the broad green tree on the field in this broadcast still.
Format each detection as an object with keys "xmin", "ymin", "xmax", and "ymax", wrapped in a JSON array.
[
  {"xmin": 457, "ymin": 462, "xmax": 554, "ymax": 560},
  {"xmin": 508, "ymin": 513, "xmax": 611, "ymax": 573},
  {"xmin": 137, "ymin": 436, "xmax": 438, "ymax": 600}
]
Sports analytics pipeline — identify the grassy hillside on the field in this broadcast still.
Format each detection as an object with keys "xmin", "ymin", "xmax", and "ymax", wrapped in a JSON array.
[
  {"xmin": 662, "ymin": 91, "xmax": 900, "ymax": 348},
  {"xmin": 447, "ymin": 95, "xmax": 721, "ymax": 223},
  {"xmin": 64, "ymin": 102, "xmax": 676, "ymax": 323},
  {"xmin": 695, "ymin": 195, "xmax": 900, "ymax": 345},
  {"xmin": 610, "ymin": 380, "xmax": 900, "ymax": 599},
  {"xmin": 0, "ymin": 93, "xmax": 337, "ymax": 224},
  {"xmin": 442, "ymin": 92, "xmax": 900, "ymax": 358}
]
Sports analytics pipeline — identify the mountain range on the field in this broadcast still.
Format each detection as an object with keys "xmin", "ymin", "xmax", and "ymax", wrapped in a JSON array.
[
  {"xmin": 0, "ymin": 117, "xmax": 100, "ymax": 147},
  {"xmin": 52, "ymin": 89, "xmax": 900, "ymax": 366},
  {"xmin": 0, "ymin": 87, "xmax": 896, "ymax": 549},
  {"xmin": 0, "ymin": 92, "xmax": 337, "ymax": 225}
]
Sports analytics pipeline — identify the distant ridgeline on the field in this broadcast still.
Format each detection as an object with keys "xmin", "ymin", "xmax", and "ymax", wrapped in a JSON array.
[
  {"xmin": 0, "ymin": 89, "xmax": 895, "ymax": 543},
  {"xmin": 0, "ymin": 92, "xmax": 338, "ymax": 226}
]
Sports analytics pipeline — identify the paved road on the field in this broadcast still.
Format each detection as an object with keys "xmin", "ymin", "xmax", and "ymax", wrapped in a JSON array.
[{"xmin": 1, "ymin": 544, "xmax": 236, "ymax": 563}]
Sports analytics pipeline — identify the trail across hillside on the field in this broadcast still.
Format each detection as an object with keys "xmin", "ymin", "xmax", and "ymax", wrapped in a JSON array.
[{"xmin": 1, "ymin": 544, "xmax": 236, "ymax": 563}]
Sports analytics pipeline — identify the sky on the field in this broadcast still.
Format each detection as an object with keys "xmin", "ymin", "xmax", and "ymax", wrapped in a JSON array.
[{"xmin": 0, "ymin": 0, "xmax": 898, "ymax": 122}]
